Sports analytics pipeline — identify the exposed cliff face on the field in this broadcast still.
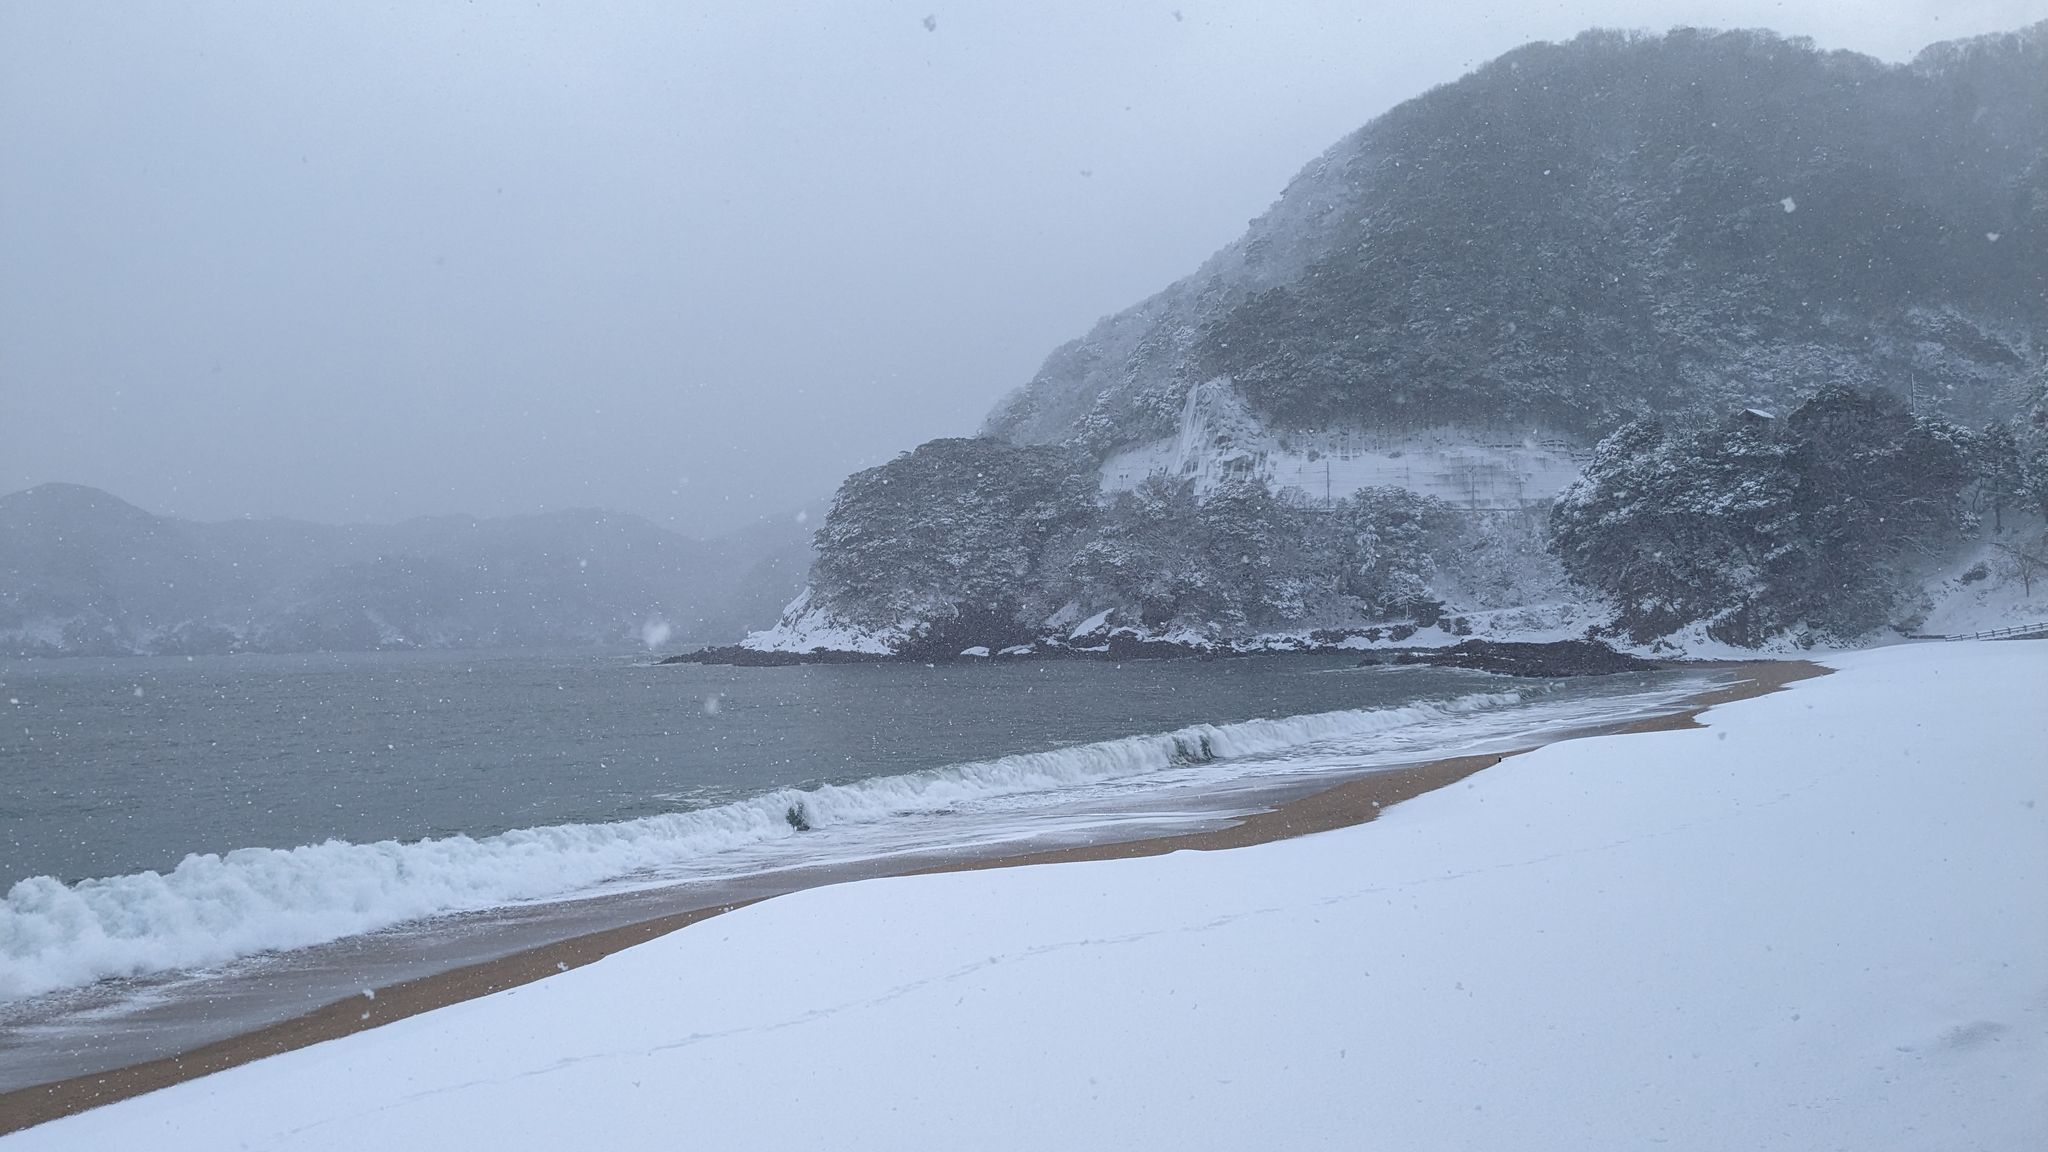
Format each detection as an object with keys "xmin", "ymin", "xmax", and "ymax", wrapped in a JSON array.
[
  {"xmin": 737, "ymin": 434, "xmax": 1580, "ymax": 660},
  {"xmin": 984, "ymin": 25, "xmax": 2047, "ymax": 460}
]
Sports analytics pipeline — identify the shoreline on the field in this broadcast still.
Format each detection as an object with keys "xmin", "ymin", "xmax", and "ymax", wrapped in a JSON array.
[
  {"xmin": 661, "ymin": 632, "xmax": 1652, "ymax": 669},
  {"xmin": 0, "ymin": 658, "xmax": 1824, "ymax": 1135}
]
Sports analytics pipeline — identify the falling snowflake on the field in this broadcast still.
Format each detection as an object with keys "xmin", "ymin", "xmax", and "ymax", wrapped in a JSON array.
[{"xmin": 1780, "ymin": 197, "xmax": 1797, "ymax": 213}]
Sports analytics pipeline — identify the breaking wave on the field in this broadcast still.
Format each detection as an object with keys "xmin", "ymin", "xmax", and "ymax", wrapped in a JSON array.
[{"xmin": 1, "ymin": 690, "xmax": 1522, "ymax": 1001}]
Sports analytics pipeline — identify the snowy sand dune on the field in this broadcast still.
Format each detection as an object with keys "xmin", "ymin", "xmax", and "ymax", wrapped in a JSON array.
[{"xmin": 5, "ymin": 641, "xmax": 2040, "ymax": 1149}]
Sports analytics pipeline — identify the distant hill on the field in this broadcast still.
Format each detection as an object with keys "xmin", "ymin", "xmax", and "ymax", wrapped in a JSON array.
[{"xmin": 0, "ymin": 484, "xmax": 809, "ymax": 656}]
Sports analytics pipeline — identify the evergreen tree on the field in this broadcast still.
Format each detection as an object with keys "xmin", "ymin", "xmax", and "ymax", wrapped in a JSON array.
[
  {"xmin": 1550, "ymin": 386, "xmax": 1972, "ymax": 644},
  {"xmin": 809, "ymin": 438, "xmax": 1097, "ymax": 644},
  {"xmin": 1549, "ymin": 419, "xmax": 1796, "ymax": 644},
  {"xmin": 1065, "ymin": 477, "xmax": 1211, "ymax": 627},
  {"xmin": 1769, "ymin": 385, "xmax": 1972, "ymax": 637},
  {"xmin": 1331, "ymin": 487, "xmax": 1455, "ymax": 615},
  {"xmin": 1974, "ymin": 421, "xmax": 2031, "ymax": 531}
]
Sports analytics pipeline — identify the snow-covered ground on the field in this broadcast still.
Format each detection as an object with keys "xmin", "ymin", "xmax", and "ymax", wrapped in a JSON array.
[
  {"xmin": 1915, "ymin": 530, "xmax": 2048, "ymax": 638},
  {"xmin": 8, "ymin": 641, "xmax": 2043, "ymax": 1150},
  {"xmin": 735, "ymin": 588, "xmax": 901, "ymax": 654}
]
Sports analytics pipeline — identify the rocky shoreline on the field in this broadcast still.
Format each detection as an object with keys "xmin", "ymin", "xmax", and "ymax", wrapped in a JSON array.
[{"xmin": 662, "ymin": 634, "xmax": 1668, "ymax": 677}]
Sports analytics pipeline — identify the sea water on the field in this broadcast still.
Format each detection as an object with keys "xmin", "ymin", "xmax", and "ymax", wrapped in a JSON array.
[{"xmin": 0, "ymin": 649, "xmax": 1717, "ymax": 1085}]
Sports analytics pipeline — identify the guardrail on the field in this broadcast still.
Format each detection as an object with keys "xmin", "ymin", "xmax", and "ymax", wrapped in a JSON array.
[{"xmin": 1915, "ymin": 622, "xmax": 2048, "ymax": 642}]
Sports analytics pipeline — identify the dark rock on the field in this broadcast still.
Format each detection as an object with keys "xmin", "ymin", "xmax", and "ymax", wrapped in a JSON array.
[
  {"xmin": 1391, "ymin": 639, "xmax": 1661, "ymax": 677},
  {"xmin": 1103, "ymin": 634, "xmax": 1202, "ymax": 660},
  {"xmin": 659, "ymin": 646, "xmax": 886, "ymax": 667}
]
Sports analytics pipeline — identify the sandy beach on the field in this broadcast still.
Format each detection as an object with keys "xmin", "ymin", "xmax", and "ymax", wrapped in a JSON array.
[{"xmin": 0, "ymin": 659, "xmax": 1823, "ymax": 1136}]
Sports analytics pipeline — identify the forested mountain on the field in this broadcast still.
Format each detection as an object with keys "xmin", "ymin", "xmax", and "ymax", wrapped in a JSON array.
[
  {"xmin": 986, "ymin": 24, "xmax": 2045, "ymax": 453},
  {"xmin": 742, "ymin": 23, "xmax": 2048, "ymax": 658},
  {"xmin": 0, "ymin": 484, "xmax": 809, "ymax": 656}
]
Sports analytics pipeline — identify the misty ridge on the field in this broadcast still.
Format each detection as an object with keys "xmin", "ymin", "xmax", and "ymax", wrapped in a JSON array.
[{"xmin": 0, "ymin": 483, "xmax": 809, "ymax": 657}]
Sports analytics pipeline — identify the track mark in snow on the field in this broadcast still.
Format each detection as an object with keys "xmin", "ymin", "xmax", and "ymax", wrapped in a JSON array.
[{"xmin": 1936, "ymin": 1020, "xmax": 2008, "ymax": 1052}]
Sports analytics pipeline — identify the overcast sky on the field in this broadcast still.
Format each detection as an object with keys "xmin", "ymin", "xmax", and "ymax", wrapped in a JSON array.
[{"xmin": 3, "ymin": 0, "xmax": 2043, "ymax": 535}]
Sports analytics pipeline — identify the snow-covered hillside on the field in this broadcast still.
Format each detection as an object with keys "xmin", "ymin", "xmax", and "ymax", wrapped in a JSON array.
[
  {"xmin": 986, "ymin": 27, "xmax": 2046, "ymax": 455},
  {"xmin": 1914, "ymin": 533, "xmax": 2048, "ymax": 637},
  {"xmin": 735, "ymin": 588, "xmax": 900, "ymax": 656},
  {"xmin": 726, "ymin": 24, "xmax": 2048, "ymax": 662},
  {"xmin": 13, "ymin": 640, "xmax": 2041, "ymax": 1150}
]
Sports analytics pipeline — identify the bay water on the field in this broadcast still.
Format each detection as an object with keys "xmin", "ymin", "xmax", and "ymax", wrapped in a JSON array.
[{"xmin": 1, "ymin": 649, "xmax": 1717, "ymax": 1088}]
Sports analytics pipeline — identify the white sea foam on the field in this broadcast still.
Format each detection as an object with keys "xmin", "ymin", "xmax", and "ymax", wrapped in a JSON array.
[{"xmin": 0, "ymin": 690, "xmax": 1524, "ymax": 1001}]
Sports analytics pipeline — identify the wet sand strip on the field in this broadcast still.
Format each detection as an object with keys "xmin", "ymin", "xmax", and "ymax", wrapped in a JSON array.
[
  {"xmin": 0, "ymin": 659, "xmax": 1825, "ymax": 1135},
  {"xmin": 923, "ymin": 656, "xmax": 1826, "ymax": 870}
]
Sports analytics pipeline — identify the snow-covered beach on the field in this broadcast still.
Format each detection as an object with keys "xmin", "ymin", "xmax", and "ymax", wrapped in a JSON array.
[{"xmin": 2, "ymin": 639, "xmax": 2039, "ymax": 1148}]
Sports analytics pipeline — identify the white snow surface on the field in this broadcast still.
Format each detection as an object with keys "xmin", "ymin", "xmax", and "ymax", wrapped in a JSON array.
[
  {"xmin": 1914, "ymin": 530, "xmax": 2048, "ymax": 638},
  {"xmin": 737, "ymin": 588, "xmax": 897, "ymax": 654},
  {"xmin": 10, "ymin": 641, "xmax": 2043, "ymax": 1150},
  {"xmin": 1067, "ymin": 607, "xmax": 1115, "ymax": 639}
]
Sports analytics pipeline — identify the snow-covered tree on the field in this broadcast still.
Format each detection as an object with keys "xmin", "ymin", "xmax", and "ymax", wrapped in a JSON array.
[
  {"xmin": 808, "ymin": 438, "xmax": 1097, "ymax": 648},
  {"xmin": 1550, "ymin": 386, "xmax": 1974, "ymax": 644}
]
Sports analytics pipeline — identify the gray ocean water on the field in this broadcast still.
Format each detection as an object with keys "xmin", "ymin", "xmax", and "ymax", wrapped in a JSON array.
[
  {"xmin": 0, "ymin": 649, "xmax": 1719, "ymax": 1090},
  {"xmin": 4, "ymin": 649, "xmax": 1539, "ymax": 885}
]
